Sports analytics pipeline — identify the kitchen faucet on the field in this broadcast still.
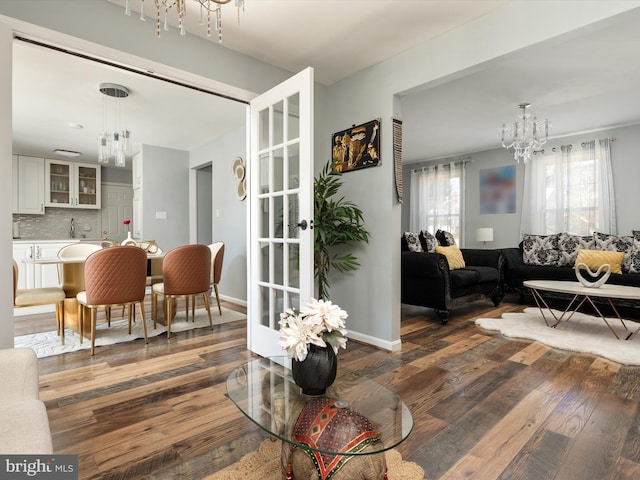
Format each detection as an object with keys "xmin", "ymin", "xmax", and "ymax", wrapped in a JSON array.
[{"xmin": 70, "ymin": 218, "xmax": 75, "ymax": 239}]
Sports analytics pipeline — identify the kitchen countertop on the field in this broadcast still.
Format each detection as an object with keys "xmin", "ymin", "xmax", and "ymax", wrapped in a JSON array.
[{"xmin": 12, "ymin": 238, "xmax": 103, "ymax": 243}]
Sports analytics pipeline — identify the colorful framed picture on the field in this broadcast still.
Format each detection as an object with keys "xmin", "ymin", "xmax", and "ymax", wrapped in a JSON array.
[
  {"xmin": 331, "ymin": 119, "xmax": 380, "ymax": 173},
  {"xmin": 479, "ymin": 165, "xmax": 516, "ymax": 214}
]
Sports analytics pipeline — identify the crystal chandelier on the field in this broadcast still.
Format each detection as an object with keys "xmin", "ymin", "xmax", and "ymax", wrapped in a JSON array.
[
  {"xmin": 500, "ymin": 103, "xmax": 551, "ymax": 163},
  {"xmin": 98, "ymin": 83, "xmax": 132, "ymax": 168},
  {"xmin": 124, "ymin": 0, "xmax": 245, "ymax": 42}
]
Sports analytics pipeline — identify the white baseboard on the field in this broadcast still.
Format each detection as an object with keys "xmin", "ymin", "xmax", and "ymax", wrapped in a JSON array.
[
  {"xmin": 347, "ymin": 329, "xmax": 401, "ymax": 352},
  {"xmin": 217, "ymin": 294, "xmax": 247, "ymax": 307}
]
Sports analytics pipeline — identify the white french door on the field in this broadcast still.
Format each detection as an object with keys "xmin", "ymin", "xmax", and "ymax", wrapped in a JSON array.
[{"xmin": 247, "ymin": 67, "xmax": 314, "ymax": 359}]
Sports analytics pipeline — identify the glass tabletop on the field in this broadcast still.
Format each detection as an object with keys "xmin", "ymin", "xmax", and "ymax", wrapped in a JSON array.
[{"xmin": 226, "ymin": 357, "xmax": 413, "ymax": 456}]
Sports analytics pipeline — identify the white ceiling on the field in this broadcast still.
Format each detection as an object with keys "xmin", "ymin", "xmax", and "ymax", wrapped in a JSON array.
[{"xmin": 12, "ymin": 1, "xmax": 640, "ymax": 166}]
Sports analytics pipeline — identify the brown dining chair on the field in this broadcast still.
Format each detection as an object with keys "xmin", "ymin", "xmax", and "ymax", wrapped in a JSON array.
[
  {"xmin": 208, "ymin": 242, "xmax": 225, "ymax": 315},
  {"xmin": 76, "ymin": 246, "xmax": 148, "ymax": 355},
  {"xmin": 152, "ymin": 244, "xmax": 213, "ymax": 338},
  {"xmin": 13, "ymin": 260, "xmax": 67, "ymax": 345}
]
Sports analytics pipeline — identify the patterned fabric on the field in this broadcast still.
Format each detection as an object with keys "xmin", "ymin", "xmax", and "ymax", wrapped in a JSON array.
[
  {"xmin": 292, "ymin": 397, "xmax": 380, "ymax": 480},
  {"xmin": 575, "ymin": 248, "xmax": 624, "ymax": 275},
  {"xmin": 419, "ymin": 230, "xmax": 438, "ymax": 253},
  {"xmin": 594, "ymin": 232, "xmax": 634, "ymax": 273},
  {"xmin": 522, "ymin": 234, "xmax": 560, "ymax": 266},
  {"xmin": 557, "ymin": 233, "xmax": 594, "ymax": 267},
  {"xmin": 403, "ymin": 232, "xmax": 423, "ymax": 252},
  {"xmin": 435, "ymin": 245, "xmax": 466, "ymax": 270},
  {"xmin": 630, "ymin": 230, "xmax": 640, "ymax": 274},
  {"xmin": 435, "ymin": 229, "xmax": 456, "ymax": 246}
]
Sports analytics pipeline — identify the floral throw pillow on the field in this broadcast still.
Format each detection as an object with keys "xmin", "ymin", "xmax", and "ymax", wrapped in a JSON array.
[
  {"xmin": 435, "ymin": 229, "xmax": 456, "ymax": 246},
  {"xmin": 403, "ymin": 232, "xmax": 423, "ymax": 252},
  {"xmin": 419, "ymin": 230, "xmax": 438, "ymax": 253},
  {"xmin": 594, "ymin": 232, "xmax": 634, "ymax": 273},
  {"xmin": 557, "ymin": 233, "xmax": 594, "ymax": 267},
  {"xmin": 630, "ymin": 230, "xmax": 640, "ymax": 274},
  {"xmin": 522, "ymin": 234, "xmax": 560, "ymax": 266}
]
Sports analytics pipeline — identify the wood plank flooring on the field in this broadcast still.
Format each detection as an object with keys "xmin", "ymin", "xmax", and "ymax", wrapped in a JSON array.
[{"xmin": 13, "ymin": 294, "xmax": 640, "ymax": 479}]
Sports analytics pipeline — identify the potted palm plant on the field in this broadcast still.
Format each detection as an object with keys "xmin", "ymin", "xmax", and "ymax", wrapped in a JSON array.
[{"xmin": 314, "ymin": 160, "xmax": 370, "ymax": 299}]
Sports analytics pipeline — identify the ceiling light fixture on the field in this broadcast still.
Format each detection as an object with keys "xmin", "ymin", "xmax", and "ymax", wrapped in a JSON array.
[
  {"xmin": 124, "ymin": 0, "xmax": 245, "ymax": 43},
  {"xmin": 53, "ymin": 149, "xmax": 82, "ymax": 158},
  {"xmin": 500, "ymin": 103, "xmax": 551, "ymax": 163},
  {"xmin": 98, "ymin": 83, "xmax": 132, "ymax": 168}
]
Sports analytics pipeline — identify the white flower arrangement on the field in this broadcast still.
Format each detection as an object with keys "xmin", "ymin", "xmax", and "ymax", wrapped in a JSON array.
[{"xmin": 279, "ymin": 298, "xmax": 348, "ymax": 362}]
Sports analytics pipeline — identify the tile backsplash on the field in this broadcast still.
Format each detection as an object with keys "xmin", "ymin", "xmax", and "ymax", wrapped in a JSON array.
[{"xmin": 13, "ymin": 208, "xmax": 102, "ymax": 240}]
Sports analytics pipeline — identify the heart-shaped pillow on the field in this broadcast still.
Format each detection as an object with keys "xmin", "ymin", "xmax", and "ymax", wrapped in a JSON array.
[{"xmin": 574, "ymin": 262, "xmax": 611, "ymax": 288}]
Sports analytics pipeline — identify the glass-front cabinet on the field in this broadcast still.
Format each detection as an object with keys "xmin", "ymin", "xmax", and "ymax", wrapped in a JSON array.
[{"xmin": 45, "ymin": 160, "xmax": 101, "ymax": 209}]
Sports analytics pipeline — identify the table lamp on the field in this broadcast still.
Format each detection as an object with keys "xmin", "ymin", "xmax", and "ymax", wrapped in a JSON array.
[{"xmin": 476, "ymin": 227, "xmax": 494, "ymax": 249}]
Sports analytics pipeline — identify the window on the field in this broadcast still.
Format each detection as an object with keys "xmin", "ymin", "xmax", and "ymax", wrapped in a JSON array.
[
  {"xmin": 521, "ymin": 139, "xmax": 616, "ymax": 236},
  {"xmin": 410, "ymin": 162, "xmax": 465, "ymax": 244}
]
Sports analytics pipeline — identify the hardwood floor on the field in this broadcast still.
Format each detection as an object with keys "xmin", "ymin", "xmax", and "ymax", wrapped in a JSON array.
[{"xmin": 14, "ymin": 294, "xmax": 640, "ymax": 479}]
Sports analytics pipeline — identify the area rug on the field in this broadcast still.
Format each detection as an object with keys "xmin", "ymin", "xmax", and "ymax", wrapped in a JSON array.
[
  {"xmin": 14, "ymin": 307, "xmax": 246, "ymax": 358},
  {"xmin": 204, "ymin": 438, "xmax": 426, "ymax": 480},
  {"xmin": 475, "ymin": 307, "xmax": 640, "ymax": 365}
]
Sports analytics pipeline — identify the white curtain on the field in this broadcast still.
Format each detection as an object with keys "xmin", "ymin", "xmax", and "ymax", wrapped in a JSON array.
[
  {"xmin": 410, "ymin": 162, "xmax": 465, "ymax": 244},
  {"xmin": 521, "ymin": 138, "xmax": 616, "ymax": 235}
]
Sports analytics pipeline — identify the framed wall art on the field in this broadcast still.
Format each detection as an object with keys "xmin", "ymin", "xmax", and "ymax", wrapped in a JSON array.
[
  {"xmin": 331, "ymin": 119, "xmax": 380, "ymax": 173},
  {"xmin": 479, "ymin": 165, "xmax": 516, "ymax": 214}
]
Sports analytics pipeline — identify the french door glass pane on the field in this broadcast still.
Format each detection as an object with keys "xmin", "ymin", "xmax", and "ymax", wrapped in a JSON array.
[{"xmin": 287, "ymin": 93, "xmax": 299, "ymax": 141}]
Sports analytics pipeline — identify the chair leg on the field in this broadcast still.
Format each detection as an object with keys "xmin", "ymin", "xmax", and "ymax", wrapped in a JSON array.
[
  {"xmin": 138, "ymin": 301, "xmax": 148, "ymax": 344},
  {"xmin": 128, "ymin": 304, "xmax": 133, "ymax": 334},
  {"xmin": 152, "ymin": 292, "xmax": 157, "ymax": 327},
  {"xmin": 57, "ymin": 301, "xmax": 65, "ymax": 346},
  {"xmin": 106, "ymin": 306, "xmax": 111, "ymax": 327},
  {"xmin": 78, "ymin": 302, "xmax": 84, "ymax": 345},
  {"xmin": 191, "ymin": 295, "xmax": 195, "ymax": 321},
  {"xmin": 167, "ymin": 296, "xmax": 173, "ymax": 339},
  {"xmin": 213, "ymin": 284, "xmax": 222, "ymax": 315},
  {"xmin": 90, "ymin": 307, "xmax": 97, "ymax": 356},
  {"xmin": 203, "ymin": 293, "xmax": 213, "ymax": 331}
]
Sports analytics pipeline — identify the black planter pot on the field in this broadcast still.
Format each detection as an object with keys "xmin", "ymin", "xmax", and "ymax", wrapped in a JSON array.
[{"xmin": 291, "ymin": 345, "xmax": 337, "ymax": 396}]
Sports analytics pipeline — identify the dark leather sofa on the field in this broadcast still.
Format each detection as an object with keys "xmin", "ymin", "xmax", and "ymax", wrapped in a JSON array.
[
  {"xmin": 502, "ymin": 246, "xmax": 640, "ymax": 313},
  {"xmin": 401, "ymin": 240, "xmax": 505, "ymax": 324}
]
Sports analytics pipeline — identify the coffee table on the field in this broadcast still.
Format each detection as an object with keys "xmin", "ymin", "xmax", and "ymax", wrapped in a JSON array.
[
  {"xmin": 226, "ymin": 357, "xmax": 413, "ymax": 479},
  {"xmin": 524, "ymin": 280, "xmax": 640, "ymax": 340}
]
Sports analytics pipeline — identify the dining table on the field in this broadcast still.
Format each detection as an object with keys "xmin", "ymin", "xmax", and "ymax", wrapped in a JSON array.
[{"xmin": 23, "ymin": 252, "xmax": 164, "ymax": 339}]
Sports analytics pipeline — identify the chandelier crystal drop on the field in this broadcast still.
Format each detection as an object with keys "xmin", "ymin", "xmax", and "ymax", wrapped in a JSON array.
[
  {"xmin": 124, "ymin": 0, "xmax": 245, "ymax": 43},
  {"xmin": 500, "ymin": 103, "xmax": 551, "ymax": 163},
  {"xmin": 98, "ymin": 83, "xmax": 132, "ymax": 168}
]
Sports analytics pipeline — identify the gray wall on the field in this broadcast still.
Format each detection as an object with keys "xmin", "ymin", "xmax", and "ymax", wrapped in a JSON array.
[
  {"xmin": 190, "ymin": 126, "xmax": 248, "ymax": 304},
  {"xmin": 402, "ymin": 122, "xmax": 640, "ymax": 249},
  {"xmin": 140, "ymin": 144, "xmax": 189, "ymax": 251},
  {"xmin": 102, "ymin": 165, "xmax": 132, "ymax": 185},
  {"xmin": 196, "ymin": 165, "xmax": 213, "ymax": 245}
]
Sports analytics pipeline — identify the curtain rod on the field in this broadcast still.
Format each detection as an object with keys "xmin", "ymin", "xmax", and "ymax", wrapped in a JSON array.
[
  {"xmin": 534, "ymin": 137, "xmax": 615, "ymax": 155},
  {"xmin": 410, "ymin": 157, "xmax": 471, "ymax": 173}
]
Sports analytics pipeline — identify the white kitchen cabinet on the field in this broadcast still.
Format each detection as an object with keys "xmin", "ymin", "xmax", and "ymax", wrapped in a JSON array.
[
  {"xmin": 12, "ymin": 241, "xmax": 78, "ymax": 291},
  {"xmin": 45, "ymin": 160, "xmax": 101, "ymax": 209},
  {"xmin": 15, "ymin": 155, "xmax": 45, "ymax": 215}
]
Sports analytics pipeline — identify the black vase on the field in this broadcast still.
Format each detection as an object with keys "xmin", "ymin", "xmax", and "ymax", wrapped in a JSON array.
[{"xmin": 291, "ymin": 345, "xmax": 337, "ymax": 396}]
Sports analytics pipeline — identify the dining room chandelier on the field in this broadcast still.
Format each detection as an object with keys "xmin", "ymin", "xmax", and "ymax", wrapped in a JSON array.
[
  {"xmin": 500, "ymin": 103, "xmax": 551, "ymax": 163},
  {"xmin": 124, "ymin": 0, "xmax": 245, "ymax": 42},
  {"xmin": 98, "ymin": 83, "xmax": 132, "ymax": 168}
]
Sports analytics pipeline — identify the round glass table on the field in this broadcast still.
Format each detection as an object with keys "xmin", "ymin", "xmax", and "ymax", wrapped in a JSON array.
[{"xmin": 226, "ymin": 357, "xmax": 413, "ymax": 479}]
